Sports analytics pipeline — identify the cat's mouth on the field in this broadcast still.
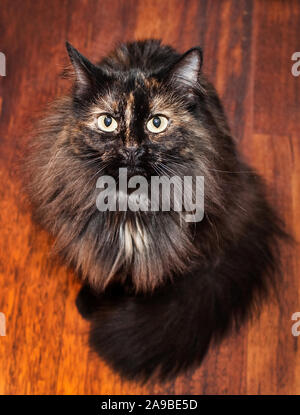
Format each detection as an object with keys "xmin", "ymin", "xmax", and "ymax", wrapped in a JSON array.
[
  {"xmin": 116, "ymin": 158, "xmax": 151, "ymax": 178},
  {"xmin": 101, "ymin": 163, "xmax": 151, "ymax": 185},
  {"xmin": 125, "ymin": 164, "xmax": 146, "ymax": 177}
]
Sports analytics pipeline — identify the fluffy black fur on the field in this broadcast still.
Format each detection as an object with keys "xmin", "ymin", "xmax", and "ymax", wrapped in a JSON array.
[{"xmin": 27, "ymin": 39, "xmax": 287, "ymax": 382}]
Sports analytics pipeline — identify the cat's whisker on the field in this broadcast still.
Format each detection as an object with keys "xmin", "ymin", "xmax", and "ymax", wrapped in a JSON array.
[
  {"xmin": 87, "ymin": 162, "xmax": 112, "ymax": 185},
  {"xmin": 206, "ymin": 168, "xmax": 256, "ymax": 174},
  {"xmin": 156, "ymin": 163, "xmax": 198, "ymax": 224},
  {"xmin": 163, "ymin": 154, "xmax": 255, "ymax": 175},
  {"xmin": 153, "ymin": 163, "xmax": 188, "ymax": 230}
]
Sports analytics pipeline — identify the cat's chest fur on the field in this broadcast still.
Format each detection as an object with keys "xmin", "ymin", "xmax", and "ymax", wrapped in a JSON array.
[{"xmin": 96, "ymin": 210, "xmax": 195, "ymax": 292}]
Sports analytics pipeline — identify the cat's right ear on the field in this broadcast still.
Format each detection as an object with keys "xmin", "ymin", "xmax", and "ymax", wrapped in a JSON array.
[
  {"xmin": 165, "ymin": 47, "xmax": 203, "ymax": 95},
  {"xmin": 66, "ymin": 42, "xmax": 105, "ymax": 98}
]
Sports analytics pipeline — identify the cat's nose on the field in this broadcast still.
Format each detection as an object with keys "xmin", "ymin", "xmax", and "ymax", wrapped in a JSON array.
[
  {"xmin": 123, "ymin": 147, "xmax": 137, "ymax": 157},
  {"xmin": 121, "ymin": 147, "xmax": 143, "ymax": 163}
]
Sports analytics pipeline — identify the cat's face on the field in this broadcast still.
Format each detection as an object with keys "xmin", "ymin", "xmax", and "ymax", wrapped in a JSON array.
[{"xmin": 67, "ymin": 43, "xmax": 204, "ymax": 181}]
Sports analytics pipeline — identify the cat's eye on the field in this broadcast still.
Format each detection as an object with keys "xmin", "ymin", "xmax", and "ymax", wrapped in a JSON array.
[
  {"xmin": 97, "ymin": 115, "xmax": 118, "ymax": 132},
  {"xmin": 147, "ymin": 115, "xmax": 169, "ymax": 133}
]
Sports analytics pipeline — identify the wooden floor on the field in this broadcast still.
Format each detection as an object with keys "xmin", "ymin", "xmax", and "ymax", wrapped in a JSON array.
[{"xmin": 0, "ymin": 0, "xmax": 299, "ymax": 395}]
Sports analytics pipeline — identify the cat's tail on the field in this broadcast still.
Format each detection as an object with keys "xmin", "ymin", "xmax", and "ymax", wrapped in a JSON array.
[
  {"xmin": 78, "ymin": 246, "xmax": 276, "ymax": 382},
  {"xmin": 86, "ymin": 274, "xmax": 216, "ymax": 382}
]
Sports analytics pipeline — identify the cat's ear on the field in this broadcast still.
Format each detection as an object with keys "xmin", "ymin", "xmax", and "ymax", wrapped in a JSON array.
[
  {"xmin": 66, "ymin": 42, "xmax": 104, "ymax": 98},
  {"xmin": 167, "ymin": 47, "xmax": 203, "ymax": 90}
]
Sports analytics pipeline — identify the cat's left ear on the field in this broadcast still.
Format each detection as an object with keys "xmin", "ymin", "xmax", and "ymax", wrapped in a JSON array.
[
  {"xmin": 66, "ymin": 42, "xmax": 106, "ymax": 98},
  {"xmin": 167, "ymin": 47, "xmax": 203, "ymax": 90}
]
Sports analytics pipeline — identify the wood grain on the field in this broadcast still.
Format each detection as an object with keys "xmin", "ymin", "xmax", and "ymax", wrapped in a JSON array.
[{"xmin": 0, "ymin": 0, "xmax": 299, "ymax": 394}]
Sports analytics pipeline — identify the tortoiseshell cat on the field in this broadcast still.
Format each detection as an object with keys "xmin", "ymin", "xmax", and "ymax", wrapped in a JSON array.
[{"xmin": 27, "ymin": 40, "xmax": 286, "ymax": 381}]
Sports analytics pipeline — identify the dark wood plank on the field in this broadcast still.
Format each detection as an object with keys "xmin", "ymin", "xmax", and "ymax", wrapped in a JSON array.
[
  {"xmin": 242, "ymin": 133, "xmax": 300, "ymax": 394},
  {"xmin": 253, "ymin": 0, "xmax": 300, "ymax": 135}
]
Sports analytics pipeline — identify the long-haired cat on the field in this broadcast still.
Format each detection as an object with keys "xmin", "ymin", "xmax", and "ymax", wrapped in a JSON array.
[{"xmin": 27, "ymin": 39, "xmax": 286, "ymax": 382}]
